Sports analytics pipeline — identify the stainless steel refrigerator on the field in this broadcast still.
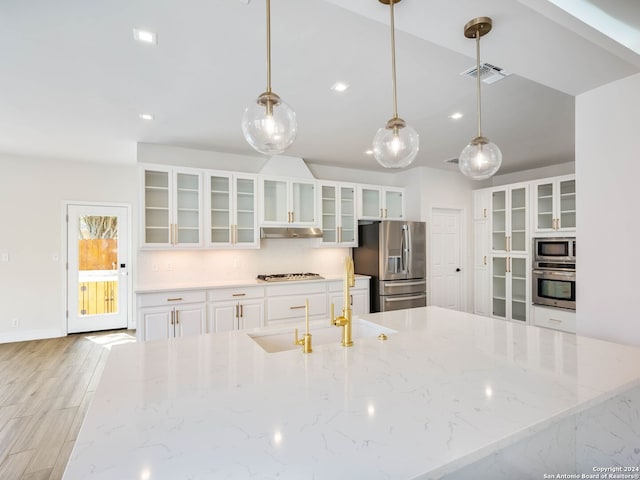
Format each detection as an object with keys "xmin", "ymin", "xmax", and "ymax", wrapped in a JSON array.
[{"xmin": 353, "ymin": 220, "xmax": 427, "ymax": 312}]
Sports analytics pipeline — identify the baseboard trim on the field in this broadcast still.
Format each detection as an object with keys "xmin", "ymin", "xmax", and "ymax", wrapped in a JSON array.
[{"xmin": 0, "ymin": 328, "xmax": 64, "ymax": 344}]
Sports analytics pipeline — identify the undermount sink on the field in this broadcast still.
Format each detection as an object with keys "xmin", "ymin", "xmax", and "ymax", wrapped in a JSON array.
[{"xmin": 248, "ymin": 318, "xmax": 397, "ymax": 353}]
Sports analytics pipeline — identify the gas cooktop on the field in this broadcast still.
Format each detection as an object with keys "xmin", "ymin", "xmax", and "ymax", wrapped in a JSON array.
[{"xmin": 256, "ymin": 273, "xmax": 324, "ymax": 282}]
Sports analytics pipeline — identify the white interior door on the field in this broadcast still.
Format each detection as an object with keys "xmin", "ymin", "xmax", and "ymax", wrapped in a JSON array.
[
  {"xmin": 430, "ymin": 209, "xmax": 463, "ymax": 311},
  {"xmin": 67, "ymin": 204, "xmax": 129, "ymax": 333}
]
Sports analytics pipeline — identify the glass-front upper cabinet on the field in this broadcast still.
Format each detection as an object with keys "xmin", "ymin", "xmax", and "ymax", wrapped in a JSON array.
[
  {"xmin": 319, "ymin": 182, "xmax": 357, "ymax": 247},
  {"xmin": 207, "ymin": 172, "xmax": 258, "ymax": 248},
  {"xmin": 533, "ymin": 175, "xmax": 576, "ymax": 233},
  {"xmin": 141, "ymin": 165, "xmax": 202, "ymax": 248},
  {"xmin": 260, "ymin": 177, "xmax": 317, "ymax": 227},
  {"xmin": 490, "ymin": 184, "xmax": 528, "ymax": 254},
  {"xmin": 357, "ymin": 185, "xmax": 405, "ymax": 220}
]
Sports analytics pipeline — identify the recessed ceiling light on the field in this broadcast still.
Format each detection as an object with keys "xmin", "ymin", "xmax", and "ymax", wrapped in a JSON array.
[
  {"xmin": 365, "ymin": 149, "xmax": 374, "ymax": 155},
  {"xmin": 139, "ymin": 113, "xmax": 154, "ymax": 121},
  {"xmin": 449, "ymin": 112, "xmax": 464, "ymax": 120},
  {"xmin": 133, "ymin": 29, "xmax": 157, "ymax": 44},
  {"xmin": 330, "ymin": 82, "xmax": 350, "ymax": 93}
]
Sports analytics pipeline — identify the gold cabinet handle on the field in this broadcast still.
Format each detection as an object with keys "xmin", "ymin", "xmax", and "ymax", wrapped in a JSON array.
[
  {"xmin": 549, "ymin": 318, "xmax": 562, "ymax": 323},
  {"xmin": 235, "ymin": 304, "xmax": 239, "ymax": 318},
  {"xmin": 507, "ymin": 257, "xmax": 511, "ymax": 273},
  {"xmin": 240, "ymin": 304, "xmax": 244, "ymax": 318},
  {"xmin": 483, "ymin": 208, "xmax": 487, "ymax": 219},
  {"xmin": 170, "ymin": 310, "xmax": 175, "ymax": 325},
  {"xmin": 338, "ymin": 226, "xmax": 342, "ymax": 243},
  {"xmin": 556, "ymin": 218, "xmax": 560, "ymax": 230},
  {"xmin": 290, "ymin": 305, "xmax": 306, "ymax": 310},
  {"xmin": 384, "ymin": 208, "xmax": 388, "ymax": 218},
  {"xmin": 380, "ymin": 208, "xmax": 383, "ymax": 218},
  {"xmin": 483, "ymin": 255, "xmax": 487, "ymax": 266},
  {"xmin": 232, "ymin": 293, "xmax": 246, "ymax": 297},
  {"xmin": 175, "ymin": 310, "xmax": 180, "ymax": 325},
  {"xmin": 350, "ymin": 294, "xmax": 353, "ymax": 306},
  {"xmin": 167, "ymin": 297, "xmax": 183, "ymax": 302},
  {"xmin": 291, "ymin": 211, "xmax": 294, "ymax": 223}
]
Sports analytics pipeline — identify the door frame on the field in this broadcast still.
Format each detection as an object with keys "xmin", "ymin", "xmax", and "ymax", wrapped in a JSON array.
[
  {"xmin": 429, "ymin": 207, "xmax": 468, "ymax": 312},
  {"xmin": 62, "ymin": 201, "xmax": 133, "ymax": 335}
]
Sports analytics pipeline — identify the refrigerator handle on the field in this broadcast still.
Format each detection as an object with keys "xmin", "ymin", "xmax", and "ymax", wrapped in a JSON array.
[{"xmin": 401, "ymin": 224, "xmax": 410, "ymax": 274}]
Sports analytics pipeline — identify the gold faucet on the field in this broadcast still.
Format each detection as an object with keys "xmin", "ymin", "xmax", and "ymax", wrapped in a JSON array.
[
  {"xmin": 294, "ymin": 299, "xmax": 312, "ymax": 353},
  {"xmin": 331, "ymin": 256, "xmax": 355, "ymax": 347}
]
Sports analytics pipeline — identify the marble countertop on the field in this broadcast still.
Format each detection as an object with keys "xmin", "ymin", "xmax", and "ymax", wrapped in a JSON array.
[
  {"xmin": 64, "ymin": 307, "xmax": 640, "ymax": 479},
  {"xmin": 135, "ymin": 274, "xmax": 370, "ymax": 293}
]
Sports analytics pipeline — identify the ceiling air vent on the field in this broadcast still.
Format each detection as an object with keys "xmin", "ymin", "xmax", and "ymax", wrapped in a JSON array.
[
  {"xmin": 445, "ymin": 158, "xmax": 459, "ymax": 165},
  {"xmin": 461, "ymin": 62, "xmax": 510, "ymax": 84}
]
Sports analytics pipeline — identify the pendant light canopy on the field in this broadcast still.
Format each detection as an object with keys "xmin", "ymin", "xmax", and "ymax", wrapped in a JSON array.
[
  {"xmin": 372, "ymin": 0, "xmax": 419, "ymax": 169},
  {"xmin": 458, "ymin": 17, "xmax": 502, "ymax": 180},
  {"xmin": 242, "ymin": 0, "xmax": 297, "ymax": 155}
]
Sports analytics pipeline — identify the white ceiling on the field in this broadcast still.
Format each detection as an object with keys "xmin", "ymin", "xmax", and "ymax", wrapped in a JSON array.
[{"xmin": 0, "ymin": 0, "xmax": 638, "ymax": 173}]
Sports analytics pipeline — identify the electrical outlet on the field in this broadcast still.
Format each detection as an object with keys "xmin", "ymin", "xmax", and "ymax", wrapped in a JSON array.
[
  {"xmin": 1, "ymin": 253, "xmax": 9, "ymax": 263},
  {"xmin": 11, "ymin": 318, "xmax": 19, "ymax": 327},
  {"xmin": 152, "ymin": 264, "xmax": 159, "ymax": 272}
]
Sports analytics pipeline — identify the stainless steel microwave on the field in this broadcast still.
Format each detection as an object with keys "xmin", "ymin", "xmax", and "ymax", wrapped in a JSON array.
[{"xmin": 533, "ymin": 237, "xmax": 576, "ymax": 263}]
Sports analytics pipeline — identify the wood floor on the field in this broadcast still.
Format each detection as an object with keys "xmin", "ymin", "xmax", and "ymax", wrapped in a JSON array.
[{"xmin": 0, "ymin": 330, "xmax": 136, "ymax": 480}]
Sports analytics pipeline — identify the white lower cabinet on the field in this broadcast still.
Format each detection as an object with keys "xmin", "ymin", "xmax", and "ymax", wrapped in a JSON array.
[
  {"xmin": 531, "ymin": 305, "xmax": 576, "ymax": 333},
  {"xmin": 266, "ymin": 282, "xmax": 328, "ymax": 326},
  {"xmin": 327, "ymin": 278, "xmax": 370, "ymax": 316},
  {"xmin": 207, "ymin": 286, "xmax": 265, "ymax": 333},
  {"xmin": 490, "ymin": 255, "xmax": 529, "ymax": 323},
  {"xmin": 137, "ymin": 290, "xmax": 206, "ymax": 341}
]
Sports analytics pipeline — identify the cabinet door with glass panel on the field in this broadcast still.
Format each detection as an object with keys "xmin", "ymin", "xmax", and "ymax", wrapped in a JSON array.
[
  {"xmin": 490, "ymin": 255, "xmax": 528, "ymax": 323},
  {"xmin": 141, "ymin": 165, "xmax": 203, "ymax": 248},
  {"xmin": 357, "ymin": 185, "xmax": 405, "ymax": 220},
  {"xmin": 260, "ymin": 177, "xmax": 317, "ymax": 226},
  {"xmin": 490, "ymin": 184, "xmax": 528, "ymax": 254},
  {"xmin": 207, "ymin": 172, "xmax": 258, "ymax": 249},
  {"xmin": 319, "ymin": 182, "xmax": 357, "ymax": 247},
  {"xmin": 533, "ymin": 175, "xmax": 576, "ymax": 233}
]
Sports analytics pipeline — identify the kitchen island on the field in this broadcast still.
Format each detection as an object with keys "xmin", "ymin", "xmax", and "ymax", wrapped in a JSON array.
[{"xmin": 63, "ymin": 307, "xmax": 640, "ymax": 479}]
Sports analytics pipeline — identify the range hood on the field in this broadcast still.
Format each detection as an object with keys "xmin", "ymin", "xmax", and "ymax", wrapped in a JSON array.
[{"xmin": 260, "ymin": 227, "xmax": 323, "ymax": 239}]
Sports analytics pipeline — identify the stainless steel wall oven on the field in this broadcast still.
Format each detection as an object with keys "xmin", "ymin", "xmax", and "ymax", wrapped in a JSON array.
[{"xmin": 532, "ymin": 237, "xmax": 576, "ymax": 310}]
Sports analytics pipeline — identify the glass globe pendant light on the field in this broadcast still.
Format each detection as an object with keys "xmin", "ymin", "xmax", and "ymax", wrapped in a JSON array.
[
  {"xmin": 458, "ymin": 17, "xmax": 502, "ymax": 180},
  {"xmin": 242, "ymin": 0, "xmax": 297, "ymax": 155},
  {"xmin": 372, "ymin": 0, "xmax": 419, "ymax": 169}
]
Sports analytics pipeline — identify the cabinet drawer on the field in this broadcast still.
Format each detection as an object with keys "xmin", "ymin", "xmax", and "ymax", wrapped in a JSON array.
[
  {"xmin": 532, "ymin": 305, "xmax": 576, "ymax": 333},
  {"xmin": 266, "ymin": 282, "xmax": 326, "ymax": 297},
  {"xmin": 328, "ymin": 278, "xmax": 369, "ymax": 292},
  {"xmin": 207, "ymin": 286, "xmax": 265, "ymax": 302},
  {"xmin": 138, "ymin": 290, "xmax": 206, "ymax": 307},
  {"xmin": 267, "ymin": 293, "xmax": 327, "ymax": 321}
]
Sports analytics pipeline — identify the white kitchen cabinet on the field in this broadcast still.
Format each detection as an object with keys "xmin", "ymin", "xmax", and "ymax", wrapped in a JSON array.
[
  {"xmin": 473, "ymin": 219, "xmax": 490, "ymax": 316},
  {"xmin": 357, "ymin": 185, "xmax": 404, "ymax": 220},
  {"xmin": 532, "ymin": 175, "xmax": 576, "ymax": 233},
  {"xmin": 490, "ymin": 255, "xmax": 528, "ymax": 323},
  {"xmin": 207, "ymin": 286, "xmax": 265, "ymax": 332},
  {"xmin": 265, "ymin": 282, "xmax": 328, "ymax": 326},
  {"xmin": 490, "ymin": 184, "xmax": 528, "ymax": 254},
  {"xmin": 206, "ymin": 172, "xmax": 259, "ymax": 248},
  {"xmin": 327, "ymin": 278, "xmax": 370, "ymax": 316},
  {"xmin": 260, "ymin": 176, "xmax": 317, "ymax": 226},
  {"xmin": 319, "ymin": 182, "xmax": 357, "ymax": 247},
  {"xmin": 531, "ymin": 304, "xmax": 576, "ymax": 333},
  {"xmin": 137, "ymin": 290, "xmax": 206, "ymax": 341},
  {"xmin": 141, "ymin": 165, "xmax": 203, "ymax": 248},
  {"xmin": 473, "ymin": 189, "xmax": 490, "ymax": 221}
]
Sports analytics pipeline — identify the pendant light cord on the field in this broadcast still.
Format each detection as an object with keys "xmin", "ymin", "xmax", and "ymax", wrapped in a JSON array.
[
  {"xmin": 476, "ymin": 31, "xmax": 482, "ymax": 138},
  {"xmin": 266, "ymin": 0, "xmax": 272, "ymax": 93},
  {"xmin": 390, "ymin": 0, "xmax": 399, "ymax": 119}
]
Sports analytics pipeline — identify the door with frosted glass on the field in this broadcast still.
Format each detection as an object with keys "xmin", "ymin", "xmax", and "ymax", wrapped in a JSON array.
[{"xmin": 67, "ymin": 205, "xmax": 128, "ymax": 333}]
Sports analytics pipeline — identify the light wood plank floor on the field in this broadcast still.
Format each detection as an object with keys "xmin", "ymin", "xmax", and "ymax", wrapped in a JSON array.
[{"xmin": 0, "ymin": 330, "xmax": 136, "ymax": 480}]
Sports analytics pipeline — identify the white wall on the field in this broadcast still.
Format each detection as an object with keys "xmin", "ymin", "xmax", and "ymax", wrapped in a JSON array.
[
  {"xmin": 0, "ymin": 155, "xmax": 137, "ymax": 342},
  {"xmin": 576, "ymin": 73, "xmax": 640, "ymax": 347},
  {"xmin": 397, "ymin": 166, "xmax": 477, "ymax": 312}
]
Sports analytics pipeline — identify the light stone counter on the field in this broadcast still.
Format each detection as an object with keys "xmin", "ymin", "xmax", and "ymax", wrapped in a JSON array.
[{"xmin": 63, "ymin": 307, "xmax": 640, "ymax": 479}]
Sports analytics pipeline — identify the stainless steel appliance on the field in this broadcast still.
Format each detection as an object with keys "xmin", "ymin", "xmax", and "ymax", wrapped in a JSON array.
[
  {"xmin": 533, "ymin": 237, "xmax": 576, "ymax": 263},
  {"xmin": 353, "ymin": 220, "xmax": 426, "ymax": 312},
  {"xmin": 532, "ymin": 237, "xmax": 576, "ymax": 310},
  {"xmin": 257, "ymin": 273, "xmax": 324, "ymax": 282}
]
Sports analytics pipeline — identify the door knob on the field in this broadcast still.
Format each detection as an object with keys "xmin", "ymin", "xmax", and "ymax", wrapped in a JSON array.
[{"xmin": 455, "ymin": 268, "xmax": 461, "ymax": 272}]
